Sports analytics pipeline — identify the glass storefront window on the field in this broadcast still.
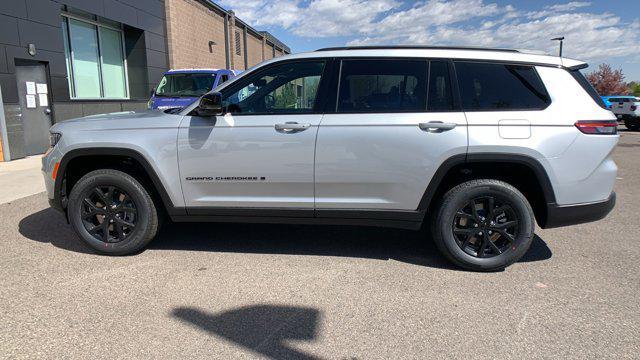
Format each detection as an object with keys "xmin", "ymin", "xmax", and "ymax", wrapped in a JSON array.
[
  {"xmin": 99, "ymin": 27, "xmax": 127, "ymax": 98},
  {"xmin": 62, "ymin": 15, "xmax": 128, "ymax": 99}
]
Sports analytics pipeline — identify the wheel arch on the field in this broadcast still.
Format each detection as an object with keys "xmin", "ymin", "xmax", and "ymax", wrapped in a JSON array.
[
  {"xmin": 418, "ymin": 153, "xmax": 557, "ymax": 228},
  {"xmin": 54, "ymin": 147, "xmax": 185, "ymax": 216}
]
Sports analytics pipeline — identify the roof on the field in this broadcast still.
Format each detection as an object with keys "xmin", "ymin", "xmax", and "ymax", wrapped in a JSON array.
[
  {"xmin": 275, "ymin": 47, "xmax": 586, "ymax": 69},
  {"xmin": 166, "ymin": 69, "xmax": 222, "ymax": 74},
  {"xmin": 316, "ymin": 45, "xmax": 520, "ymax": 53}
]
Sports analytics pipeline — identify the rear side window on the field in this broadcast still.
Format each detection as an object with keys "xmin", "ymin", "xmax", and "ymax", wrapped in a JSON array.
[
  {"xmin": 337, "ymin": 60, "xmax": 427, "ymax": 112},
  {"xmin": 455, "ymin": 62, "xmax": 550, "ymax": 110}
]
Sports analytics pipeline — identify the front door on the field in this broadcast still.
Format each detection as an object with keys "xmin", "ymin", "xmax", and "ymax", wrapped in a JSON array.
[
  {"xmin": 178, "ymin": 60, "xmax": 328, "ymax": 210},
  {"xmin": 15, "ymin": 62, "xmax": 52, "ymax": 156}
]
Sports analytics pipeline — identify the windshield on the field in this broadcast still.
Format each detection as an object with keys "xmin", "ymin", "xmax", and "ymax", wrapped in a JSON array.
[{"xmin": 155, "ymin": 73, "xmax": 217, "ymax": 97}]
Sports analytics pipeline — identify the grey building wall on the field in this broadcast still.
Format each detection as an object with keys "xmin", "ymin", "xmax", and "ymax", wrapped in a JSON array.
[{"xmin": 0, "ymin": 0, "xmax": 169, "ymax": 160}]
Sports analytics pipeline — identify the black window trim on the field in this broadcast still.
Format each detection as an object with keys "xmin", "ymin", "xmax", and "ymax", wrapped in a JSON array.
[
  {"xmin": 219, "ymin": 58, "xmax": 331, "ymax": 116},
  {"xmin": 453, "ymin": 60, "xmax": 552, "ymax": 112},
  {"xmin": 329, "ymin": 57, "xmax": 461, "ymax": 115}
]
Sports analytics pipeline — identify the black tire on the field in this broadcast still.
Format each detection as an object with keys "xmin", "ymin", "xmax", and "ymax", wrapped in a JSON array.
[
  {"xmin": 624, "ymin": 118, "xmax": 640, "ymax": 131},
  {"xmin": 431, "ymin": 179, "xmax": 535, "ymax": 272},
  {"xmin": 68, "ymin": 169, "xmax": 159, "ymax": 255}
]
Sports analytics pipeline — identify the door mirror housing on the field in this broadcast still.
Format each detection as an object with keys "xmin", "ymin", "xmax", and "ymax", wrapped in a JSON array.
[{"xmin": 195, "ymin": 92, "xmax": 223, "ymax": 117}]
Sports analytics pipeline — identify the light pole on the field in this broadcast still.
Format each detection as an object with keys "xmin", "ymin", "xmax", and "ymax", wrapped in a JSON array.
[{"xmin": 552, "ymin": 37, "xmax": 565, "ymax": 57}]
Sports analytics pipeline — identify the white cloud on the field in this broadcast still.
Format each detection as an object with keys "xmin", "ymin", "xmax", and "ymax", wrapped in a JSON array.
[
  {"xmin": 215, "ymin": 0, "xmax": 640, "ymax": 62},
  {"xmin": 547, "ymin": 1, "xmax": 591, "ymax": 12}
]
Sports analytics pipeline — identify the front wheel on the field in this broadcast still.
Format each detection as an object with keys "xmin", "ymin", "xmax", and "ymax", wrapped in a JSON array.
[
  {"xmin": 67, "ymin": 169, "xmax": 159, "ymax": 255},
  {"xmin": 431, "ymin": 179, "xmax": 535, "ymax": 271}
]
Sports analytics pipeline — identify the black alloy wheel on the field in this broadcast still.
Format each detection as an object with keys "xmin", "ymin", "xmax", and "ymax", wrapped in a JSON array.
[
  {"xmin": 81, "ymin": 185, "xmax": 138, "ymax": 243},
  {"xmin": 431, "ymin": 179, "xmax": 535, "ymax": 271},
  {"xmin": 452, "ymin": 196, "xmax": 518, "ymax": 258}
]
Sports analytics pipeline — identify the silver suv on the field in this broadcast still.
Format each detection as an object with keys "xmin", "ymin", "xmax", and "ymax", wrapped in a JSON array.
[{"xmin": 42, "ymin": 46, "xmax": 618, "ymax": 271}]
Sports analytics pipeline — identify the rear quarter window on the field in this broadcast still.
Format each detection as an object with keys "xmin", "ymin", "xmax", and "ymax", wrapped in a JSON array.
[{"xmin": 455, "ymin": 62, "xmax": 550, "ymax": 111}]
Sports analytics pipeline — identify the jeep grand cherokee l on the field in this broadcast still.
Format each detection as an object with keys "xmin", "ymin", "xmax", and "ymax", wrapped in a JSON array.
[{"xmin": 42, "ymin": 46, "xmax": 618, "ymax": 271}]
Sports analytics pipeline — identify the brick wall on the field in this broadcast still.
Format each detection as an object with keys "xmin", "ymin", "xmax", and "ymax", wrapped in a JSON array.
[
  {"xmin": 246, "ymin": 33, "xmax": 263, "ymax": 68},
  {"xmin": 264, "ymin": 43, "xmax": 274, "ymax": 60},
  {"xmin": 165, "ymin": 0, "xmax": 227, "ymax": 69},
  {"xmin": 165, "ymin": 0, "xmax": 289, "ymax": 71},
  {"xmin": 233, "ymin": 25, "xmax": 245, "ymax": 70}
]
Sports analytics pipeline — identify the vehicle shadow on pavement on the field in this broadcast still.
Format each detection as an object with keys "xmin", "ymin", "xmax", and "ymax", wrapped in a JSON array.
[
  {"xmin": 172, "ymin": 305, "xmax": 323, "ymax": 360},
  {"xmin": 19, "ymin": 208, "xmax": 552, "ymax": 269}
]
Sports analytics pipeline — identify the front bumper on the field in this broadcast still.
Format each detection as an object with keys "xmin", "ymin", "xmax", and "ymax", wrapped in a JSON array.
[{"xmin": 542, "ymin": 192, "xmax": 616, "ymax": 228}]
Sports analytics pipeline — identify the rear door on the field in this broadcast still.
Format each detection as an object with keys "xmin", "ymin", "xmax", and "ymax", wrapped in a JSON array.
[
  {"xmin": 315, "ymin": 58, "xmax": 467, "ymax": 211},
  {"xmin": 178, "ymin": 60, "xmax": 328, "ymax": 210}
]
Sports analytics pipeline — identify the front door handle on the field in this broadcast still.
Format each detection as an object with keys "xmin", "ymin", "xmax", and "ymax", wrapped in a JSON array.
[
  {"xmin": 275, "ymin": 122, "xmax": 311, "ymax": 133},
  {"xmin": 418, "ymin": 121, "xmax": 457, "ymax": 132}
]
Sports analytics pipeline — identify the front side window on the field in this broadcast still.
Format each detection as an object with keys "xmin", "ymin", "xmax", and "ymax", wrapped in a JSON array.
[
  {"xmin": 455, "ymin": 62, "xmax": 550, "ymax": 110},
  {"xmin": 62, "ymin": 16, "xmax": 128, "ymax": 99},
  {"xmin": 222, "ymin": 61, "xmax": 325, "ymax": 114},
  {"xmin": 337, "ymin": 60, "xmax": 427, "ymax": 112},
  {"xmin": 155, "ymin": 73, "xmax": 216, "ymax": 97}
]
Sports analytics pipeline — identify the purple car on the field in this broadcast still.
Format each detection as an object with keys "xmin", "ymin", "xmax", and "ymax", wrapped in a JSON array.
[{"xmin": 148, "ymin": 68, "xmax": 240, "ymax": 110}]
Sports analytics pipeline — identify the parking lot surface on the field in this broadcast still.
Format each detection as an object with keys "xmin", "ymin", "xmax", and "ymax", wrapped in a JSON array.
[{"xmin": 1, "ymin": 132, "xmax": 639, "ymax": 359}]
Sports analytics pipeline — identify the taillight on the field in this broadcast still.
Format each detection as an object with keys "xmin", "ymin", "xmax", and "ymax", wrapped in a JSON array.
[{"xmin": 575, "ymin": 120, "xmax": 618, "ymax": 135}]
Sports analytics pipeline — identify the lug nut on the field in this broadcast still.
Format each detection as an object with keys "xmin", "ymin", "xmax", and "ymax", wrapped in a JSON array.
[
  {"xmin": 488, "ymin": 230, "xmax": 492, "ymax": 235},
  {"xmin": 478, "ymin": 231, "xmax": 483, "ymax": 236}
]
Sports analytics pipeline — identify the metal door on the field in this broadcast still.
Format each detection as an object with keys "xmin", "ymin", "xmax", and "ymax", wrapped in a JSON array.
[{"xmin": 16, "ymin": 63, "xmax": 52, "ymax": 156}]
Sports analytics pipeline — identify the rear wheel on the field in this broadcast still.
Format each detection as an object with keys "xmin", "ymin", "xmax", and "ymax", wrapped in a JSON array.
[
  {"xmin": 68, "ymin": 169, "xmax": 159, "ymax": 255},
  {"xmin": 431, "ymin": 179, "xmax": 535, "ymax": 271}
]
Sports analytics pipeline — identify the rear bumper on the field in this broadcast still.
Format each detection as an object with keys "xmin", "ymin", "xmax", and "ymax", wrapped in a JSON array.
[{"xmin": 542, "ymin": 192, "xmax": 616, "ymax": 228}]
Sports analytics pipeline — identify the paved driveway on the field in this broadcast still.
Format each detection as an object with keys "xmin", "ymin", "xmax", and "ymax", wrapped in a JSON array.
[{"xmin": 1, "ymin": 132, "xmax": 639, "ymax": 359}]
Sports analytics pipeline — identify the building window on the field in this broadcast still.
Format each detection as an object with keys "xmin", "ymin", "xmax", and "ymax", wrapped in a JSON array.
[
  {"xmin": 235, "ymin": 31, "xmax": 241, "ymax": 56},
  {"xmin": 62, "ymin": 15, "xmax": 128, "ymax": 99}
]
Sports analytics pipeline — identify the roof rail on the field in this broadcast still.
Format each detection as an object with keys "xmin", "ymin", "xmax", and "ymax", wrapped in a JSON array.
[{"xmin": 315, "ymin": 45, "xmax": 520, "ymax": 53}]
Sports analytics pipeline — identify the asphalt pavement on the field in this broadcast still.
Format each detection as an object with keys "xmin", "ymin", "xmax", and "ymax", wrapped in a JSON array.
[{"xmin": 1, "ymin": 131, "xmax": 639, "ymax": 359}]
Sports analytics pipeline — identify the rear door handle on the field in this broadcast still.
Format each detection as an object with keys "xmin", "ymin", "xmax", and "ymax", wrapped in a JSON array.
[
  {"xmin": 275, "ymin": 122, "xmax": 311, "ymax": 133},
  {"xmin": 418, "ymin": 121, "xmax": 457, "ymax": 132}
]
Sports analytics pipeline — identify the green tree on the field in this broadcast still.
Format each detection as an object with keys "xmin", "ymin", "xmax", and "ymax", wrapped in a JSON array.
[{"xmin": 632, "ymin": 82, "xmax": 640, "ymax": 97}]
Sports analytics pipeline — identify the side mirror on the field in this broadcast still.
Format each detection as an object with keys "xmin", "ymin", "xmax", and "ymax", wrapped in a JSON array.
[{"xmin": 195, "ymin": 92, "xmax": 223, "ymax": 117}]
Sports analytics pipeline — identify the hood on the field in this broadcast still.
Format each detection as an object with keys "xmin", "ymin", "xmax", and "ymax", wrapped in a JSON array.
[{"xmin": 51, "ymin": 110, "xmax": 183, "ymax": 133}]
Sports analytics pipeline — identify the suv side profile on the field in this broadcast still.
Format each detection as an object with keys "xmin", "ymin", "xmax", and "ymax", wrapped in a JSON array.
[{"xmin": 42, "ymin": 46, "xmax": 618, "ymax": 271}]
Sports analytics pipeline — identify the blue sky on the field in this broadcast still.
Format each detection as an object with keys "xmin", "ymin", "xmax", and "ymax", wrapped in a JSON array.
[{"xmin": 215, "ymin": 0, "xmax": 640, "ymax": 81}]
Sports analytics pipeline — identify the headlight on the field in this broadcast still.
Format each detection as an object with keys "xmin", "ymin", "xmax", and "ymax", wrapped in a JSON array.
[{"xmin": 49, "ymin": 132, "xmax": 61, "ymax": 148}]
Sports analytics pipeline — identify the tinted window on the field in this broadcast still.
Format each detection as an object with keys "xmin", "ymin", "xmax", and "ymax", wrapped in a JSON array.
[
  {"xmin": 428, "ymin": 61, "xmax": 454, "ymax": 111},
  {"xmin": 337, "ymin": 60, "xmax": 427, "ymax": 112},
  {"xmin": 222, "ymin": 61, "xmax": 325, "ymax": 114},
  {"xmin": 219, "ymin": 74, "xmax": 229, "ymax": 84},
  {"xmin": 456, "ymin": 62, "xmax": 550, "ymax": 110}
]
